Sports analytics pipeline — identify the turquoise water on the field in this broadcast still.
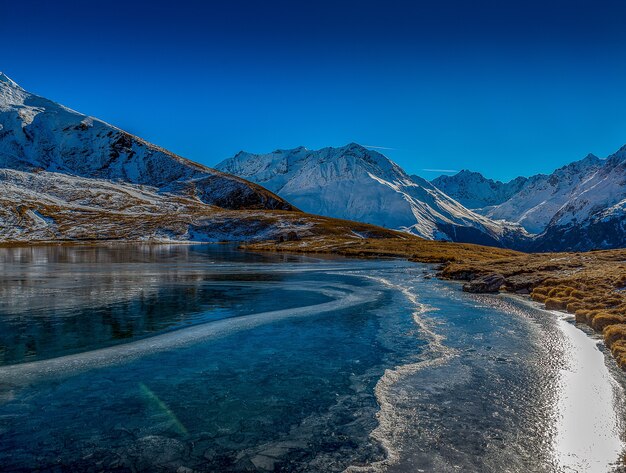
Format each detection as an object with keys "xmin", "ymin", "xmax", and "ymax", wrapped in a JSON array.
[{"xmin": 0, "ymin": 245, "xmax": 623, "ymax": 472}]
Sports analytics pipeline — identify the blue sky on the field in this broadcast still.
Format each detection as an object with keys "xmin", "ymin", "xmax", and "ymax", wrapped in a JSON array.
[{"xmin": 3, "ymin": 0, "xmax": 626, "ymax": 181}]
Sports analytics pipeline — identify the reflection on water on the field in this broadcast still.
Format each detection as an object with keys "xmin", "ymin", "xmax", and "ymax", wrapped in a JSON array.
[
  {"xmin": 0, "ymin": 245, "xmax": 331, "ymax": 365},
  {"xmin": 0, "ymin": 244, "xmax": 624, "ymax": 472}
]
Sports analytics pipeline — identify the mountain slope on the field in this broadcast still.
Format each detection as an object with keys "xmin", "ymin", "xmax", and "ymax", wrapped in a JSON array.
[
  {"xmin": 0, "ymin": 74, "xmax": 410, "ymax": 245},
  {"xmin": 432, "ymin": 148, "xmax": 626, "ymax": 251},
  {"xmin": 431, "ymin": 170, "xmax": 528, "ymax": 209},
  {"xmin": 0, "ymin": 72, "xmax": 292, "ymax": 211},
  {"xmin": 530, "ymin": 147, "xmax": 626, "ymax": 251},
  {"xmin": 483, "ymin": 154, "xmax": 604, "ymax": 233},
  {"xmin": 216, "ymin": 143, "xmax": 528, "ymax": 247},
  {"xmin": 0, "ymin": 168, "xmax": 405, "ymax": 244}
]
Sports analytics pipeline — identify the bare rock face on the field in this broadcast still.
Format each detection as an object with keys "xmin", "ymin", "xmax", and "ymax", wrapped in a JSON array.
[{"xmin": 463, "ymin": 273, "xmax": 505, "ymax": 293}]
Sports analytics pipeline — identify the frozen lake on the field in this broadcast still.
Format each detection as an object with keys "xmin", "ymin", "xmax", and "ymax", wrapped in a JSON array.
[{"xmin": 0, "ymin": 244, "xmax": 623, "ymax": 472}]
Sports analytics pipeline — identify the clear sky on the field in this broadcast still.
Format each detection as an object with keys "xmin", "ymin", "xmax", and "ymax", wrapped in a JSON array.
[{"xmin": 3, "ymin": 0, "xmax": 626, "ymax": 181}]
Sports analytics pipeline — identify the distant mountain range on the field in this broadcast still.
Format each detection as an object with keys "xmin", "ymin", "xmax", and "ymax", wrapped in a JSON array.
[
  {"xmin": 434, "ymin": 151, "xmax": 626, "ymax": 251},
  {"xmin": 2, "ymin": 72, "xmax": 625, "ymax": 251},
  {"xmin": 431, "ymin": 170, "xmax": 529, "ymax": 210},
  {"xmin": 218, "ymin": 143, "xmax": 626, "ymax": 252},
  {"xmin": 0, "ymin": 73, "xmax": 395, "ymax": 243}
]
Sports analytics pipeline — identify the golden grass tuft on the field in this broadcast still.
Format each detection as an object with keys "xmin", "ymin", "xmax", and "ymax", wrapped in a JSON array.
[
  {"xmin": 545, "ymin": 298, "xmax": 568, "ymax": 310},
  {"xmin": 592, "ymin": 313, "xmax": 625, "ymax": 331},
  {"xmin": 609, "ymin": 339, "xmax": 626, "ymax": 367},
  {"xmin": 604, "ymin": 324, "xmax": 626, "ymax": 348},
  {"xmin": 531, "ymin": 292, "xmax": 548, "ymax": 303}
]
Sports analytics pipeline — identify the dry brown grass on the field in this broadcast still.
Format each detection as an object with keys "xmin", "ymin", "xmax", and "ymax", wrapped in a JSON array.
[
  {"xmin": 442, "ymin": 249, "xmax": 626, "ymax": 369},
  {"xmin": 243, "ymin": 234, "xmax": 519, "ymax": 263}
]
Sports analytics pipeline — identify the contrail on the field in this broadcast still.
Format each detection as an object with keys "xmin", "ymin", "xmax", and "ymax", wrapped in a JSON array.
[{"xmin": 363, "ymin": 145, "xmax": 397, "ymax": 151}]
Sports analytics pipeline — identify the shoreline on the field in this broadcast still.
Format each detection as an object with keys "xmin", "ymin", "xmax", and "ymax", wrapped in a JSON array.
[
  {"xmin": 1, "ymin": 240, "xmax": 624, "ymax": 470},
  {"xmin": 238, "ymin": 237, "xmax": 626, "ymax": 468},
  {"xmin": 242, "ymin": 237, "xmax": 626, "ymax": 372},
  {"xmin": 508, "ymin": 295, "xmax": 626, "ymax": 471}
]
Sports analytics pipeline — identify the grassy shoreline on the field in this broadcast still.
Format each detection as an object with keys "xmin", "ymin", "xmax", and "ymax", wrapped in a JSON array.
[{"xmin": 242, "ymin": 236, "xmax": 626, "ymax": 370}]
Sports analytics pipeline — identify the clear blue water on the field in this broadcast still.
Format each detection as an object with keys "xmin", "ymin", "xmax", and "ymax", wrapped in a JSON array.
[{"xmin": 0, "ymin": 244, "xmax": 623, "ymax": 472}]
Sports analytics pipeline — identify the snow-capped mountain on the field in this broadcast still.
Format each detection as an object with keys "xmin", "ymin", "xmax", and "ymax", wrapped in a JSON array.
[
  {"xmin": 432, "ymin": 170, "xmax": 528, "ymax": 209},
  {"xmin": 482, "ymin": 154, "xmax": 604, "ymax": 233},
  {"xmin": 216, "ymin": 143, "xmax": 528, "ymax": 246},
  {"xmin": 432, "ymin": 149, "xmax": 626, "ymax": 251},
  {"xmin": 435, "ymin": 154, "xmax": 605, "ymax": 233},
  {"xmin": 531, "ymin": 148, "xmax": 626, "ymax": 251},
  {"xmin": 1, "ymin": 73, "xmax": 405, "ymax": 244},
  {"xmin": 4, "ymin": 71, "xmax": 623, "ymax": 251},
  {"xmin": 0, "ymin": 72, "xmax": 291, "ymax": 211}
]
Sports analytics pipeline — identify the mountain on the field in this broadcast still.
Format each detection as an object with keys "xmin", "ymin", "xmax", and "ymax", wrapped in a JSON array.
[
  {"xmin": 431, "ymin": 170, "xmax": 528, "ymax": 209},
  {"xmin": 0, "ymin": 168, "xmax": 402, "ymax": 243},
  {"xmin": 483, "ymin": 154, "xmax": 604, "ymax": 233},
  {"xmin": 531, "ymin": 148, "xmax": 626, "ymax": 251},
  {"xmin": 5, "ymin": 71, "xmax": 622, "ymax": 251},
  {"xmin": 0, "ymin": 74, "xmax": 402, "ymax": 244},
  {"xmin": 432, "ymin": 149, "xmax": 626, "ymax": 251},
  {"xmin": 215, "ymin": 143, "xmax": 528, "ymax": 247},
  {"xmin": 0, "ymin": 72, "xmax": 291, "ymax": 211}
]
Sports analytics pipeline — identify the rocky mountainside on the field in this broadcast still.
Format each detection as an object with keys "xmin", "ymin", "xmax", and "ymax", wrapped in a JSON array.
[
  {"xmin": 0, "ymin": 168, "xmax": 400, "ymax": 243},
  {"xmin": 0, "ymin": 74, "xmax": 405, "ymax": 244},
  {"xmin": 216, "ymin": 143, "xmax": 528, "ymax": 247},
  {"xmin": 531, "ymin": 148, "xmax": 626, "ymax": 251},
  {"xmin": 483, "ymin": 154, "xmax": 605, "ymax": 233},
  {"xmin": 432, "ymin": 150, "xmax": 626, "ymax": 251},
  {"xmin": 0, "ymin": 72, "xmax": 291, "ymax": 212},
  {"xmin": 432, "ymin": 170, "xmax": 528, "ymax": 209}
]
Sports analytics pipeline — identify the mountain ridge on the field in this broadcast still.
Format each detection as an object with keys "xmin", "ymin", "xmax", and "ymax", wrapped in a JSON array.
[
  {"xmin": 216, "ymin": 143, "xmax": 529, "ymax": 247},
  {"xmin": 0, "ymin": 74, "xmax": 406, "ymax": 244},
  {"xmin": 430, "ymin": 149, "xmax": 626, "ymax": 251},
  {"xmin": 432, "ymin": 170, "xmax": 529, "ymax": 209},
  {"xmin": 0, "ymin": 73, "xmax": 292, "ymax": 212}
]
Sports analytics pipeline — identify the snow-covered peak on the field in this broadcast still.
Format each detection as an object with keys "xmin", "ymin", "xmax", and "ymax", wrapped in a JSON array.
[
  {"xmin": 216, "ymin": 144, "xmax": 528, "ymax": 246},
  {"xmin": 222, "ymin": 143, "xmax": 410, "ymax": 194},
  {"xmin": 456, "ymin": 169, "xmax": 480, "ymax": 177},
  {"xmin": 0, "ymin": 72, "xmax": 28, "ymax": 109},
  {"xmin": 429, "ymin": 143, "xmax": 626, "ymax": 250},
  {"xmin": 605, "ymin": 144, "xmax": 626, "ymax": 165},
  {"xmin": 482, "ymin": 153, "xmax": 606, "ymax": 233},
  {"xmin": 0, "ymin": 76, "xmax": 294, "ymax": 211},
  {"xmin": 554, "ymin": 153, "xmax": 602, "ymax": 174},
  {"xmin": 432, "ymin": 169, "xmax": 528, "ymax": 209},
  {"xmin": 0, "ymin": 72, "xmax": 21, "ymax": 88}
]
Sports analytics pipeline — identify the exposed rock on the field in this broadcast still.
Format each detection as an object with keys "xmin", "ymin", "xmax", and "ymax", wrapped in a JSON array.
[{"xmin": 462, "ymin": 273, "xmax": 505, "ymax": 293}]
